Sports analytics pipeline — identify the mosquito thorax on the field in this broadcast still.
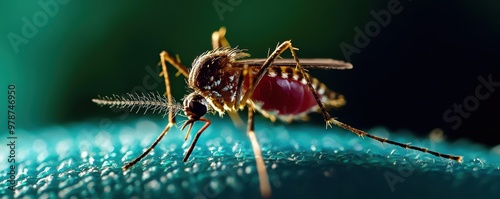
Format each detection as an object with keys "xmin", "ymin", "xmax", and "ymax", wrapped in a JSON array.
[
  {"xmin": 187, "ymin": 48, "xmax": 250, "ymax": 113},
  {"xmin": 189, "ymin": 48, "xmax": 246, "ymax": 90},
  {"xmin": 183, "ymin": 93, "xmax": 208, "ymax": 120}
]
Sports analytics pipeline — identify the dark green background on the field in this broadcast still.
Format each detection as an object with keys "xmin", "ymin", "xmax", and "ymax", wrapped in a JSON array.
[{"xmin": 1, "ymin": 1, "xmax": 499, "ymax": 145}]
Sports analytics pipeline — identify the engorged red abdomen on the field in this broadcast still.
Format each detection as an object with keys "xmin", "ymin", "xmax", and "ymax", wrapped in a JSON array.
[{"xmin": 245, "ymin": 75, "xmax": 317, "ymax": 116}]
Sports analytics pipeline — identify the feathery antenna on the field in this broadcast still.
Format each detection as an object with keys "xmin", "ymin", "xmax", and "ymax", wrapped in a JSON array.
[{"xmin": 92, "ymin": 92, "xmax": 181, "ymax": 117}]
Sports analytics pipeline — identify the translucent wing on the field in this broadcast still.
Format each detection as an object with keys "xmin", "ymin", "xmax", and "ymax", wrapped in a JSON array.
[{"xmin": 236, "ymin": 58, "xmax": 353, "ymax": 70}]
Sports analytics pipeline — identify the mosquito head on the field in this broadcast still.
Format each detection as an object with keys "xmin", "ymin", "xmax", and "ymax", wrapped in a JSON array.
[{"xmin": 183, "ymin": 92, "xmax": 208, "ymax": 120}]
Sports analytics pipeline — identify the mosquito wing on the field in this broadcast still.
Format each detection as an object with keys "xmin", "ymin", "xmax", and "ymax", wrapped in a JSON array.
[{"xmin": 236, "ymin": 58, "xmax": 353, "ymax": 70}]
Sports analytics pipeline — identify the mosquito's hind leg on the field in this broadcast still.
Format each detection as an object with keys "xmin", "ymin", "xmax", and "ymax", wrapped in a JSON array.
[
  {"xmin": 283, "ymin": 43, "xmax": 464, "ymax": 163},
  {"xmin": 307, "ymin": 74, "xmax": 347, "ymax": 109}
]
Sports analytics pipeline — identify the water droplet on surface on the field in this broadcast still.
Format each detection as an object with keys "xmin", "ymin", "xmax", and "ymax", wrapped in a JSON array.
[
  {"xmin": 142, "ymin": 171, "xmax": 151, "ymax": 180},
  {"xmin": 209, "ymin": 179, "xmax": 222, "ymax": 194},
  {"xmin": 33, "ymin": 139, "xmax": 47, "ymax": 151},
  {"xmin": 56, "ymin": 139, "xmax": 73, "ymax": 156},
  {"xmin": 147, "ymin": 180, "xmax": 160, "ymax": 191},
  {"xmin": 181, "ymin": 180, "xmax": 189, "ymax": 188},
  {"xmin": 81, "ymin": 151, "xmax": 88, "ymax": 159},
  {"xmin": 167, "ymin": 184, "xmax": 176, "ymax": 194},
  {"xmin": 244, "ymin": 166, "xmax": 253, "ymax": 174},
  {"xmin": 166, "ymin": 172, "xmax": 173, "ymax": 179},
  {"xmin": 310, "ymin": 145, "xmax": 317, "ymax": 152}
]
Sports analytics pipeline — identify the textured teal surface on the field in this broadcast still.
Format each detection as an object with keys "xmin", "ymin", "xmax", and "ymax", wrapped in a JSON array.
[{"xmin": 1, "ymin": 117, "xmax": 499, "ymax": 199}]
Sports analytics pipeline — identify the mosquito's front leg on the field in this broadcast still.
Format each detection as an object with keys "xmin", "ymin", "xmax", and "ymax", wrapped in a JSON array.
[
  {"xmin": 182, "ymin": 118, "xmax": 211, "ymax": 162},
  {"xmin": 121, "ymin": 51, "xmax": 187, "ymax": 171},
  {"xmin": 122, "ymin": 122, "xmax": 175, "ymax": 170},
  {"xmin": 160, "ymin": 51, "xmax": 189, "ymax": 79},
  {"xmin": 122, "ymin": 57, "xmax": 177, "ymax": 170},
  {"xmin": 159, "ymin": 51, "xmax": 188, "ymax": 124}
]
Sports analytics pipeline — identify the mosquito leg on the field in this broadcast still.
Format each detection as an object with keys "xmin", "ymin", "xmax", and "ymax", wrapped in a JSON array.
[
  {"xmin": 159, "ymin": 51, "xmax": 186, "ymax": 124},
  {"xmin": 247, "ymin": 105, "xmax": 272, "ymax": 198},
  {"xmin": 285, "ymin": 44, "xmax": 464, "ymax": 162},
  {"xmin": 212, "ymin": 27, "xmax": 230, "ymax": 49},
  {"xmin": 234, "ymin": 64, "xmax": 247, "ymax": 110},
  {"xmin": 160, "ymin": 27, "xmax": 230, "ymax": 78},
  {"xmin": 227, "ymin": 63, "xmax": 253, "ymax": 128},
  {"xmin": 122, "ymin": 122, "xmax": 174, "ymax": 170},
  {"xmin": 227, "ymin": 111, "xmax": 244, "ymax": 128},
  {"xmin": 211, "ymin": 27, "xmax": 245, "ymax": 128},
  {"xmin": 226, "ymin": 69, "xmax": 245, "ymax": 127},
  {"xmin": 309, "ymin": 76, "xmax": 346, "ymax": 109},
  {"xmin": 285, "ymin": 45, "xmax": 334, "ymax": 125},
  {"xmin": 121, "ymin": 51, "xmax": 185, "ymax": 170},
  {"xmin": 239, "ymin": 41, "xmax": 293, "ymax": 108},
  {"xmin": 160, "ymin": 51, "xmax": 189, "ymax": 78},
  {"xmin": 160, "ymin": 51, "xmax": 214, "ymax": 163},
  {"xmin": 183, "ymin": 118, "xmax": 211, "ymax": 162},
  {"xmin": 328, "ymin": 119, "xmax": 463, "ymax": 162}
]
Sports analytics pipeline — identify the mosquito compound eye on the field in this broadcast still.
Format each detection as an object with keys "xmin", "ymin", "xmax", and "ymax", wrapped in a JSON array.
[
  {"xmin": 188, "ymin": 100, "xmax": 207, "ymax": 117},
  {"xmin": 183, "ymin": 93, "xmax": 208, "ymax": 118}
]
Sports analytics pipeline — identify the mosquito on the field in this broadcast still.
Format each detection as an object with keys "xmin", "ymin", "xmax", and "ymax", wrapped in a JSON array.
[{"xmin": 93, "ymin": 27, "xmax": 463, "ymax": 198}]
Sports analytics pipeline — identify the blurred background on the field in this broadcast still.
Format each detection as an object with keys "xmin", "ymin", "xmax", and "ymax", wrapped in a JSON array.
[{"xmin": 1, "ymin": 0, "xmax": 499, "ymax": 147}]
